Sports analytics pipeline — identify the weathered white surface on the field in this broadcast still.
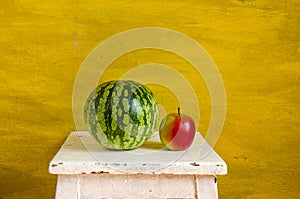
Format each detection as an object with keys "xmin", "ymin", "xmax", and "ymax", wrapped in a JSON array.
[
  {"xmin": 196, "ymin": 175, "xmax": 218, "ymax": 199},
  {"xmin": 49, "ymin": 131, "xmax": 227, "ymax": 175},
  {"xmin": 55, "ymin": 174, "xmax": 218, "ymax": 199},
  {"xmin": 49, "ymin": 131, "xmax": 227, "ymax": 198},
  {"xmin": 79, "ymin": 174, "xmax": 196, "ymax": 199},
  {"xmin": 55, "ymin": 175, "xmax": 79, "ymax": 198}
]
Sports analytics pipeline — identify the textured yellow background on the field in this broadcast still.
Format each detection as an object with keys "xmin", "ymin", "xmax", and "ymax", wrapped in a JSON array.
[{"xmin": 0, "ymin": 0, "xmax": 299, "ymax": 198}]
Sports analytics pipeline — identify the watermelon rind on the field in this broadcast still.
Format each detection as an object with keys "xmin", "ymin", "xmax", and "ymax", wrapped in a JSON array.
[{"xmin": 84, "ymin": 80, "xmax": 159, "ymax": 150}]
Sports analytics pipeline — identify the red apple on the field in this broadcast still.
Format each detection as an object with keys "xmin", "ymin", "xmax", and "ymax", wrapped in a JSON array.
[{"xmin": 159, "ymin": 107, "xmax": 196, "ymax": 150}]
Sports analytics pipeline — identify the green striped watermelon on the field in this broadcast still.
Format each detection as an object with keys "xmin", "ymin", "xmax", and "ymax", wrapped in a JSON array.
[{"xmin": 84, "ymin": 80, "xmax": 159, "ymax": 150}]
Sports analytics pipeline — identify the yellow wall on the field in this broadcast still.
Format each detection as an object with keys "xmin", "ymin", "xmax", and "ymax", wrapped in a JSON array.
[{"xmin": 0, "ymin": 0, "xmax": 299, "ymax": 198}]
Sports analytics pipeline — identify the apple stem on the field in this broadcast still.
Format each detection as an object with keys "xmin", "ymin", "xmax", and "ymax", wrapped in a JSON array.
[{"xmin": 178, "ymin": 107, "xmax": 181, "ymax": 117}]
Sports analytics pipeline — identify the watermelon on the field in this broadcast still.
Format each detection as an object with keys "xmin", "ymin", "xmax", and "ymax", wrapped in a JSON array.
[{"xmin": 84, "ymin": 80, "xmax": 159, "ymax": 150}]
